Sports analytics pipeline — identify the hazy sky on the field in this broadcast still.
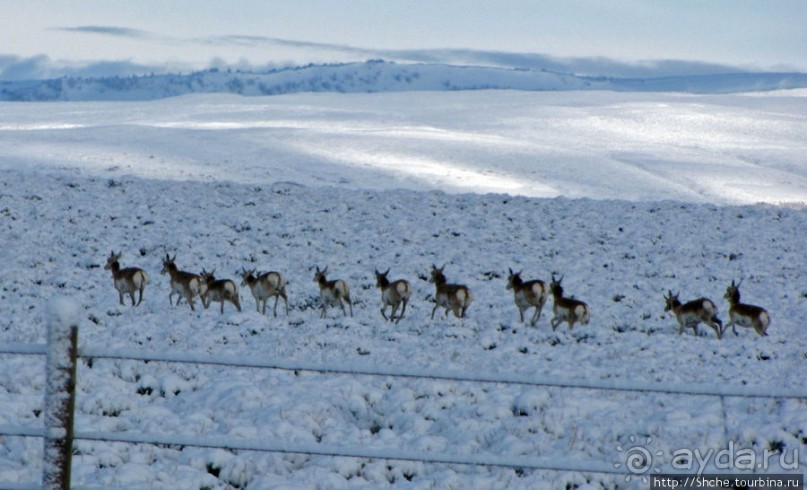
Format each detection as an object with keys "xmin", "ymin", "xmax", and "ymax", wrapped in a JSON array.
[{"xmin": 1, "ymin": 0, "xmax": 805, "ymax": 80}]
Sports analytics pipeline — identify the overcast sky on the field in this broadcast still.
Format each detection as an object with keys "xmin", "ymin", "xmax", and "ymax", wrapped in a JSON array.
[{"xmin": 1, "ymin": 0, "xmax": 805, "ymax": 80}]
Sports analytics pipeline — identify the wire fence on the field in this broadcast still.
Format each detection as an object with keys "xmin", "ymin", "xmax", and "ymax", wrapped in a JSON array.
[
  {"xmin": 4, "ymin": 341, "xmax": 806, "ymax": 398},
  {"xmin": 1, "ymin": 332, "xmax": 805, "ymax": 489}
]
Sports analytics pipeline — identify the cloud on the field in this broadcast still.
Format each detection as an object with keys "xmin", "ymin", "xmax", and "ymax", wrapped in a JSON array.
[
  {"xmin": 382, "ymin": 49, "xmax": 750, "ymax": 78},
  {"xmin": 193, "ymin": 36, "xmax": 751, "ymax": 78},
  {"xmin": 53, "ymin": 25, "xmax": 151, "ymax": 39},
  {"xmin": 0, "ymin": 54, "xmax": 60, "ymax": 80},
  {"xmin": 200, "ymin": 35, "xmax": 372, "ymax": 56},
  {"xmin": 0, "ymin": 32, "xmax": 775, "ymax": 82},
  {"xmin": 0, "ymin": 54, "xmax": 188, "ymax": 81}
]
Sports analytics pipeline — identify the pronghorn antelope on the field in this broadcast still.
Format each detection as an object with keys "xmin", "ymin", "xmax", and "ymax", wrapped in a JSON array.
[
  {"xmin": 104, "ymin": 250, "xmax": 149, "ymax": 306},
  {"xmin": 507, "ymin": 268, "xmax": 549, "ymax": 326},
  {"xmin": 240, "ymin": 267, "xmax": 289, "ymax": 316},
  {"xmin": 200, "ymin": 269, "xmax": 241, "ymax": 314},
  {"xmin": 160, "ymin": 254, "xmax": 204, "ymax": 311},
  {"xmin": 663, "ymin": 290, "xmax": 723, "ymax": 339},
  {"xmin": 429, "ymin": 264, "xmax": 473, "ymax": 319},
  {"xmin": 549, "ymin": 274, "xmax": 590, "ymax": 330},
  {"xmin": 313, "ymin": 266, "xmax": 353, "ymax": 318},
  {"xmin": 375, "ymin": 269, "xmax": 412, "ymax": 323},
  {"xmin": 724, "ymin": 280, "xmax": 770, "ymax": 337}
]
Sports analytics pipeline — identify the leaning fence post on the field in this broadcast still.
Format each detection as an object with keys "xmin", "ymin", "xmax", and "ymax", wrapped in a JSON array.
[{"xmin": 42, "ymin": 298, "xmax": 80, "ymax": 490}]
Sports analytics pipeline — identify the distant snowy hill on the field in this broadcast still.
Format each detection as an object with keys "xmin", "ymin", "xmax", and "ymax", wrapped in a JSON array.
[{"xmin": 2, "ymin": 60, "xmax": 806, "ymax": 101}]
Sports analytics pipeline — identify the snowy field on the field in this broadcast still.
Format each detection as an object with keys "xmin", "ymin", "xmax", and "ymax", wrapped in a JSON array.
[{"xmin": 0, "ymin": 89, "xmax": 805, "ymax": 489}]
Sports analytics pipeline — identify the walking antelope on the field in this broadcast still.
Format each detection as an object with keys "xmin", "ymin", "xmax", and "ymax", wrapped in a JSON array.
[
  {"xmin": 160, "ymin": 254, "xmax": 204, "ymax": 311},
  {"xmin": 663, "ymin": 290, "xmax": 723, "ymax": 339},
  {"xmin": 375, "ymin": 269, "xmax": 411, "ymax": 323},
  {"xmin": 724, "ymin": 280, "xmax": 770, "ymax": 337},
  {"xmin": 507, "ymin": 268, "xmax": 549, "ymax": 326},
  {"xmin": 549, "ymin": 274, "xmax": 590, "ymax": 330},
  {"xmin": 104, "ymin": 251, "xmax": 148, "ymax": 306},
  {"xmin": 429, "ymin": 264, "xmax": 472, "ymax": 319},
  {"xmin": 200, "ymin": 269, "xmax": 241, "ymax": 314},
  {"xmin": 313, "ymin": 266, "xmax": 353, "ymax": 318},
  {"xmin": 240, "ymin": 267, "xmax": 289, "ymax": 316}
]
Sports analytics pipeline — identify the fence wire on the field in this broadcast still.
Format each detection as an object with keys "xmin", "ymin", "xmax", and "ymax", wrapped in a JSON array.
[{"xmin": 1, "ymin": 340, "xmax": 805, "ymax": 486}]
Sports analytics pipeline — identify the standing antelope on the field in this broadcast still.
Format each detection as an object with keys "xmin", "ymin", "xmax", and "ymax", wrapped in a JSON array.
[
  {"xmin": 724, "ymin": 280, "xmax": 770, "ymax": 337},
  {"xmin": 161, "ymin": 254, "xmax": 204, "ymax": 311},
  {"xmin": 663, "ymin": 290, "xmax": 723, "ymax": 339},
  {"xmin": 507, "ymin": 268, "xmax": 549, "ymax": 326},
  {"xmin": 104, "ymin": 250, "xmax": 149, "ymax": 306},
  {"xmin": 549, "ymin": 274, "xmax": 590, "ymax": 330},
  {"xmin": 429, "ymin": 264, "xmax": 472, "ymax": 319},
  {"xmin": 313, "ymin": 266, "xmax": 353, "ymax": 318},
  {"xmin": 200, "ymin": 269, "xmax": 241, "ymax": 314},
  {"xmin": 241, "ymin": 267, "xmax": 289, "ymax": 316},
  {"xmin": 375, "ymin": 269, "xmax": 411, "ymax": 323}
]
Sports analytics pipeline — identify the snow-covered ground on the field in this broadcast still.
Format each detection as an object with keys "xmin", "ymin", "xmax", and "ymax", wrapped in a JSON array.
[
  {"xmin": 1, "ymin": 90, "xmax": 805, "ymax": 204},
  {"xmin": 0, "ymin": 89, "xmax": 805, "ymax": 489}
]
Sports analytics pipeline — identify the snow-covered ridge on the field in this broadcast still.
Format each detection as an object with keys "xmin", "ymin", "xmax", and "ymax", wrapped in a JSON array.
[{"xmin": 2, "ymin": 60, "xmax": 806, "ymax": 101}]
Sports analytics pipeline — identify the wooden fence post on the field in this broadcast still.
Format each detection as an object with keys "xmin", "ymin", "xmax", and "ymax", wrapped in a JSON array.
[{"xmin": 42, "ymin": 299, "xmax": 80, "ymax": 490}]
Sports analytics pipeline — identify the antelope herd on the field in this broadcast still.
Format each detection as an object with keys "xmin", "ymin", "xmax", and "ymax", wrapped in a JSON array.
[{"xmin": 105, "ymin": 251, "xmax": 771, "ymax": 339}]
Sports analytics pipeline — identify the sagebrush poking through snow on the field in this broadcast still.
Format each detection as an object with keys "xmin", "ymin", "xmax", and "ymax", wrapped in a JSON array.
[{"xmin": 1, "ymin": 91, "xmax": 804, "ymax": 489}]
